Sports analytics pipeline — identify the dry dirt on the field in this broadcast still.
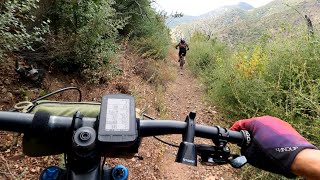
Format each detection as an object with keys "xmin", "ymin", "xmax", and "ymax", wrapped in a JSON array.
[
  {"xmin": 0, "ymin": 49, "xmax": 241, "ymax": 179},
  {"xmin": 145, "ymin": 50, "xmax": 241, "ymax": 180}
]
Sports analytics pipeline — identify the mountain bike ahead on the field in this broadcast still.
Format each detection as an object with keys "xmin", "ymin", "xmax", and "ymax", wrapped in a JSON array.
[
  {"xmin": 179, "ymin": 52, "xmax": 186, "ymax": 69},
  {"xmin": 0, "ymin": 88, "xmax": 250, "ymax": 180}
]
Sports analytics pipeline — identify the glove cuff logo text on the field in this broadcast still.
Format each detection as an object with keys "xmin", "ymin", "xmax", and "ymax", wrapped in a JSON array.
[{"xmin": 275, "ymin": 146, "xmax": 298, "ymax": 153}]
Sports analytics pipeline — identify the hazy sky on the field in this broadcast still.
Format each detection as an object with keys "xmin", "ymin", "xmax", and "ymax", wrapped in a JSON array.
[{"xmin": 154, "ymin": 0, "xmax": 275, "ymax": 16}]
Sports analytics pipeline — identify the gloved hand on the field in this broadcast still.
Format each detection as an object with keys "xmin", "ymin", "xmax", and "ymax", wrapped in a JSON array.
[{"xmin": 230, "ymin": 116, "xmax": 317, "ymax": 178}]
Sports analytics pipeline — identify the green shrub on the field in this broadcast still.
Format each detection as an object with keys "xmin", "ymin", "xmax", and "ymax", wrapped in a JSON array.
[
  {"xmin": 189, "ymin": 30, "xmax": 320, "ymax": 145},
  {"xmin": 188, "ymin": 32, "xmax": 229, "ymax": 76},
  {"xmin": 189, "ymin": 28, "xmax": 320, "ymax": 180},
  {"xmin": 263, "ymin": 33, "xmax": 320, "ymax": 144},
  {"xmin": 45, "ymin": 0, "xmax": 125, "ymax": 73},
  {"xmin": 133, "ymin": 31, "xmax": 170, "ymax": 60},
  {"xmin": 132, "ymin": 13, "xmax": 170, "ymax": 60},
  {"xmin": 0, "ymin": 0, "xmax": 49, "ymax": 59},
  {"xmin": 113, "ymin": 0, "xmax": 170, "ymax": 60}
]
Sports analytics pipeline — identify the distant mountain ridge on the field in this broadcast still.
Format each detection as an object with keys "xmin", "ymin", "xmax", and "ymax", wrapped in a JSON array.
[
  {"xmin": 237, "ymin": 2, "xmax": 255, "ymax": 10},
  {"xmin": 166, "ymin": 2, "xmax": 254, "ymax": 28},
  {"xmin": 170, "ymin": 0, "xmax": 320, "ymax": 45},
  {"xmin": 166, "ymin": 15, "xmax": 197, "ymax": 28}
]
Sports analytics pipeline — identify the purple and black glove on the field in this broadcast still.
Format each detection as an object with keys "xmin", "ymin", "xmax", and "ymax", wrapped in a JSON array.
[{"xmin": 231, "ymin": 116, "xmax": 317, "ymax": 178}]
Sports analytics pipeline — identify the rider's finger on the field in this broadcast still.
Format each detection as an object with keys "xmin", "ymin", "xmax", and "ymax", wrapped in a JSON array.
[
  {"xmin": 230, "ymin": 116, "xmax": 277, "ymax": 131},
  {"xmin": 230, "ymin": 116, "xmax": 297, "ymax": 133},
  {"xmin": 230, "ymin": 119, "xmax": 254, "ymax": 131}
]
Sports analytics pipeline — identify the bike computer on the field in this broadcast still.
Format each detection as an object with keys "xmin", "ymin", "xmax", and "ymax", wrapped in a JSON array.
[{"xmin": 98, "ymin": 94, "xmax": 138, "ymax": 148}]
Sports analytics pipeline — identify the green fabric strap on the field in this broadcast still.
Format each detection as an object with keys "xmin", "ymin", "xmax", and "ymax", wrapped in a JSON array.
[{"xmin": 30, "ymin": 101, "xmax": 101, "ymax": 118}]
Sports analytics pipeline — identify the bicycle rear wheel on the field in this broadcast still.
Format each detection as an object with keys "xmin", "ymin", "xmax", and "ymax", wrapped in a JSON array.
[{"xmin": 179, "ymin": 56, "xmax": 185, "ymax": 69}]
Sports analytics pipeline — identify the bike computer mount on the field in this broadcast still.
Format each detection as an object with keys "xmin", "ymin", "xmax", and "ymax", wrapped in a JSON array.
[{"xmin": 97, "ymin": 94, "xmax": 139, "ymax": 152}]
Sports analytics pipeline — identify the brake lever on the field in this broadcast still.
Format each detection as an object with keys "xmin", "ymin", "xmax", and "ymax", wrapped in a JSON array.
[{"xmin": 229, "ymin": 155, "xmax": 247, "ymax": 168}]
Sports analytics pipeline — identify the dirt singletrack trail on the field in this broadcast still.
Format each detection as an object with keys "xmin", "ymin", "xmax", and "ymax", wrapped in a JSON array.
[
  {"xmin": 0, "ymin": 48, "xmax": 240, "ymax": 180},
  {"xmin": 155, "ymin": 50, "xmax": 240, "ymax": 180}
]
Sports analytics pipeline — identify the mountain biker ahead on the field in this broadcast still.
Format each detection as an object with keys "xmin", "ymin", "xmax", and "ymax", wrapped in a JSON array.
[{"xmin": 175, "ymin": 39, "xmax": 189, "ymax": 62}]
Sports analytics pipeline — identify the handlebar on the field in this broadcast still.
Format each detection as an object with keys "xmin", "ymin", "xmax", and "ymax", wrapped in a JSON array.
[
  {"xmin": 140, "ymin": 120, "xmax": 246, "ymax": 145},
  {"xmin": 0, "ymin": 111, "xmax": 248, "ymax": 146},
  {"xmin": 0, "ymin": 111, "xmax": 250, "ymax": 180}
]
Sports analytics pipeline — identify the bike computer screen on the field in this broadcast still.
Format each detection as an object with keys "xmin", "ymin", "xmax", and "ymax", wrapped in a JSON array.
[{"xmin": 98, "ymin": 94, "xmax": 138, "ymax": 147}]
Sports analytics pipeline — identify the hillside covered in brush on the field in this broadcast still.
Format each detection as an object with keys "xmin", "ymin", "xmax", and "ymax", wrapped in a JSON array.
[{"xmin": 171, "ymin": 0, "xmax": 320, "ymax": 45}]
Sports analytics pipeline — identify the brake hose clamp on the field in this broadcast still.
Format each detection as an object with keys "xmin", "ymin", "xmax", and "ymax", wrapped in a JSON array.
[
  {"xmin": 215, "ymin": 126, "xmax": 229, "ymax": 146},
  {"xmin": 72, "ymin": 111, "xmax": 83, "ymax": 130}
]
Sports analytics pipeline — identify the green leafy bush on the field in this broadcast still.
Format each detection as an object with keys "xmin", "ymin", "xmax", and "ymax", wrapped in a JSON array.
[
  {"xmin": 131, "ymin": 13, "xmax": 170, "ymax": 60},
  {"xmin": 187, "ymin": 32, "xmax": 229, "ymax": 76},
  {"xmin": 189, "ymin": 27, "xmax": 320, "ymax": 180},
  {"xmin": 0, "ymin": 0, "xmax": 49, "ymax": 59},
  {"xmin": 189, "ymin": 30, "xmax": 320, "ymax": 146},
  {"xmin": 46, "ymin": 0, "xmax": 125, "ymax": 73},
  {"xmin": 113, "ymin": 0, "xmax": 170, "ymax": 60}
]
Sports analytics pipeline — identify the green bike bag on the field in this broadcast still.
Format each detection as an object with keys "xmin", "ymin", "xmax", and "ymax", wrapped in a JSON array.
[
  {"xmin": 23, "ymin": 100, "xmax": 101, "ymax": 157},
  {"xmin": 28, "ymin": 100, "xmax": 101, "ymax": 117}
]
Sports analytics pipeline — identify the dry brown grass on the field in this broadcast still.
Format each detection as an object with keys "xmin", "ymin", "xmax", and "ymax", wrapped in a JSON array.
[{"xmin": 133, "ymin": 58, "xmax": 175, "ymax": 88}]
